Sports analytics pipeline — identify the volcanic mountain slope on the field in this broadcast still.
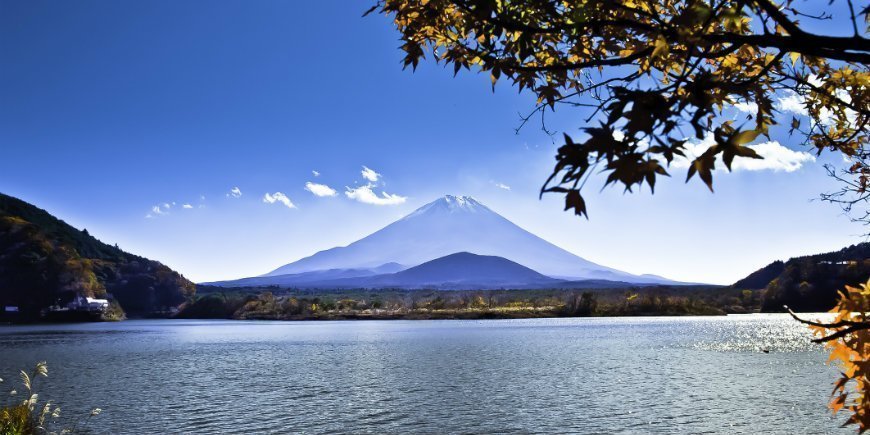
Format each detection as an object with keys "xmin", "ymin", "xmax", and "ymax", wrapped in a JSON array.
[
  {"xmin": 302, "ymin": 252, "xmax": 562, "ymax": 289},
  {"xmin": 203, "ymin": 263, "xmax": 405, "ymax": 288},
  {"xmin": 245, "ymin": 195, "xmax": 677, "ymax": 286},
  {"xmin": 207, "ymin": 251, "xmax": 653, "ymax": 290}
]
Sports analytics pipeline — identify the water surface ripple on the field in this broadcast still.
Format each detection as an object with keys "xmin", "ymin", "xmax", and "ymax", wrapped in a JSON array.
[{"xmin": 0, "ymin": 315, "xmax": 848, "ymax": 434}]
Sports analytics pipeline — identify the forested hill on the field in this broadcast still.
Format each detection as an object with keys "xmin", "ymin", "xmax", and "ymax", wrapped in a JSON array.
[
  {"xmin": 733, "ymin": 243, "xmax": 870, "ymax": 312},
  {"xmin": 0, "ymin": 193, "xmax": 195, "ymax": 319}
]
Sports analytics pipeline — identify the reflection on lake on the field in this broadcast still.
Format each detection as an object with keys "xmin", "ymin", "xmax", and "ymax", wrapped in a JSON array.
[{"xmin": 0, "ymin": 315, "xmax": 848, "ymax": 434}]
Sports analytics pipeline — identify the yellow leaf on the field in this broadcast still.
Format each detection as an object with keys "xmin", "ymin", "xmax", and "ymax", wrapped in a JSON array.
[{"xmin": 651, "ymin": 36, "xmax": 669, "ymax": 59}]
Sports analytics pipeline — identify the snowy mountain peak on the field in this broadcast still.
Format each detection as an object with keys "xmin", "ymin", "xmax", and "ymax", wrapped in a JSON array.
[
  {"xmin": 443, "ymin": 194, "xmax": 478, "ymax": 205},
  {"xmin": 403, "ymin": 195, "xmax": 489, "ymax": 220},
  {"xmin": 439, "ymin": 195, "xmax": 485, "ymax": 211}
]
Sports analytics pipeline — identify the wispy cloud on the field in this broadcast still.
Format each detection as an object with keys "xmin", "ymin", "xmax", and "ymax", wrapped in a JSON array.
[
  {"xmin": 305, "ymin": 182, "xmax": 337, "ymax": 197},
  {"xmin": 361, "ymin": 166, "xmax": 381, "ymax": 183},
  {"xmin": 312, "ymin": 170, "xmax": 320, "ymax": 177},
  {"xmin": 673, "ymin": 135, "xmax": 815, "ymax": 172},
  {"xmin": 227, "ymin": 187, "xmax": 242, "ymax": 198},
  {"xmin": 146, "ymin": 203, "xmax": 171, "ymax": 219},
  {"xmin": 263, "ymin": 192, "xmax": 296, "ymax": 209},
  {"xmin": 345, "ymin": 184, "xmax": 407, "ymax": 205},
  {"xmin": 182, "ymin": 204, "xmax": 193, "ymax": 209},
  {"xmin": 494, "ymin": 182, "xmax": 511, "ymax": 191}
]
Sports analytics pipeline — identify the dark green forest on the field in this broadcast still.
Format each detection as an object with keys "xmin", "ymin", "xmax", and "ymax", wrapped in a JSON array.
[
  {"xmin": 0, "ymin": 193, "xmax": 195, "ymax": 320},
  {"xmin": 733, "ymin": 243, "xmax": 870, "ymax": 312}
]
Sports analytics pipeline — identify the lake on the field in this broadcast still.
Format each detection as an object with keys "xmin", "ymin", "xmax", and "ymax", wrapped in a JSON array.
[{"xmin": 0, "ymin": 315, "xmax": 849, "ymax": 434}]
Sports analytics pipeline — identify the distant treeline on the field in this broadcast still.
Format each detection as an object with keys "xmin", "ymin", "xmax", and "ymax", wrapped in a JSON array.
[
  {"xmin": 179, "ymin": 285, "xmax": 758, "ymax": 320},
  {"xmin": 183, "ymin": 243, "xmax": 870, "ymax": 322}
]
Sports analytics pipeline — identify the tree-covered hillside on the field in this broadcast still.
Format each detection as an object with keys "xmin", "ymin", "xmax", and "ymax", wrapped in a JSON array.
[
  {"xmin": 0, "ymin": 193, "xmax": 195, "ymax": 319},
  {"xmin": 732, "ymin": 243, "xmax": 870, "ymax": 312}
]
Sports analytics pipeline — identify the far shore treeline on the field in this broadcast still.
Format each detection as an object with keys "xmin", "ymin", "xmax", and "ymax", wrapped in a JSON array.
[
  {"xmin": 180, "ymin": 285, "xmax": 742, "ymax": 320},
  {"xmin": 184, "ymin": 242, "xmax": 870, "ymax": 321}
]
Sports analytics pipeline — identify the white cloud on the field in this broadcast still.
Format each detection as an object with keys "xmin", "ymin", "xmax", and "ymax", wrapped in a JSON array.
[
  {"xmin": 612, "ymin": 130, "xmax": 626, "ymax": 141},
  {"xmin": 146, "ymin": 203, "xmax": 170, "ymax": 218},
  {"xmin": 494, "ymin": 182, "xmax": 511, "ymax": 191},
  {"xmin": 361, "ymin": 166, "xmax": 381, "ymax": 183},
  {"xmin": 263, "ymin": 192, "xmax": 296, "ymax": 209},
  {"xmin": 673, "ymin": 135, "xmax": 815, "ymax": 172},
  {"xmin": 345, "ymin": 184, "xmax": 407, "ymax": 205},
  {"xmin": 776, "ymin": 92, "xmax": 807, "ymax": 116},
  {"xmin": 732, "ymin": 141, "xmax": 816, "ymax": 172},
  {"xmin": 729, "ymin": 93, "xmax": 806, "ymax": 119},
  {"xmin": 732, "ymin": 101, "xmax": 758, "ymax": 115},
  {"xmin": 305, "ymin": 182, "xmax": 337, "ymax": 197},
  {"xmin": 312, "ymin": 170, "xmax": 320, "ymax": 177},
  {"xmin": 774, "ymin": 81, "xmax": 855, "ymax": 128},
  {"xmin": 147, "ymin": 200, "xmax": 197, "ymax": 217},
  {"xmin": 227, "ymin": 187, "xmax": 242, "ymax": 198}
]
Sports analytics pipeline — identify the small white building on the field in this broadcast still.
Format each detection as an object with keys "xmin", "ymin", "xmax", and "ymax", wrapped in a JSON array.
[{"xmin": 67, "ymin": 296, "xmax": 109, "ymax": 312}]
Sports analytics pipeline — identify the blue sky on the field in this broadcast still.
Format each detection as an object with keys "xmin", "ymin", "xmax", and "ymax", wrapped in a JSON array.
[{"xmin": 0, "ymin": 0, "xmax": 862, "ymax": 284}]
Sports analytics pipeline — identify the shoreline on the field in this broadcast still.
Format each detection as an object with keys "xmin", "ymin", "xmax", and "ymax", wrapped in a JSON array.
[{"xmin": 3, "ymin": 308, "xmax": 747, "ymax": 325}]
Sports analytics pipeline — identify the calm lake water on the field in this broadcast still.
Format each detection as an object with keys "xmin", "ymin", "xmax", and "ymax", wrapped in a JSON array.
[{"xmin": 0, "ymin": 315, "xmax": 850, "ymax": 434}]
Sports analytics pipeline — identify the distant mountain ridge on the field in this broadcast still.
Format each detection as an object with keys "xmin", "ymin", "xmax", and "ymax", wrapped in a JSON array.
[
  {"xmin": 315, "ymin": 252, "xmax": 559, "ymax": 289},
  {"xmin": 244, "ymin": 195, "xmax": 678, "ymax": 287},
  {"xmin": 202, "ymin": 263, "xmax": 406, "ymax": 288},
  {"xmin": 0, "ymin": 193, "xmax": 195, "ymax": 318},
  {"xmin": 206, "ymin": 251, "xmax": 653, "ymax": 290},
  {"xmin": 383, "ymin": 252, "xmax": 552, "ymax": 285}
]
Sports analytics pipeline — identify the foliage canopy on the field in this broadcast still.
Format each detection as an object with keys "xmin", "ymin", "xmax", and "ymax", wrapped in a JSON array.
[
  {"xmin": 372, "ymin": 0, "xmax": 869, "ymax": 217},
  {"xmin": 792, "ymin": 280, "xmax": 870, "ymax": 432}
]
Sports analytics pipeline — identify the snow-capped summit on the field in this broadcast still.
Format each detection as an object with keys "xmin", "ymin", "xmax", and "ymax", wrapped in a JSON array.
[
  {"xmin": 401, "ymin": 195, "xmax": 486, "ymax": 220},
  {"xmin": 261, "ymin": 195, "xmax": 674, "ymax": 284},
  {"xmin": 443, "ymin": 194, "xmax": 480, "ymax": 207}
]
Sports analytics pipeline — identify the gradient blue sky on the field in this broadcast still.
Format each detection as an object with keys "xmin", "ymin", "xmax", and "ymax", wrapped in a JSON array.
[{"xmin": 0, "ymin": 0, "xmax": 862, "ymax": 284}]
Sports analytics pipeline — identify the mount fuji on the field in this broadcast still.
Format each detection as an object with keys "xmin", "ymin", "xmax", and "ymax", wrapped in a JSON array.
[{"xmin": 207, "ymin": 195, "xmax": 679, "ymax": 288}]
